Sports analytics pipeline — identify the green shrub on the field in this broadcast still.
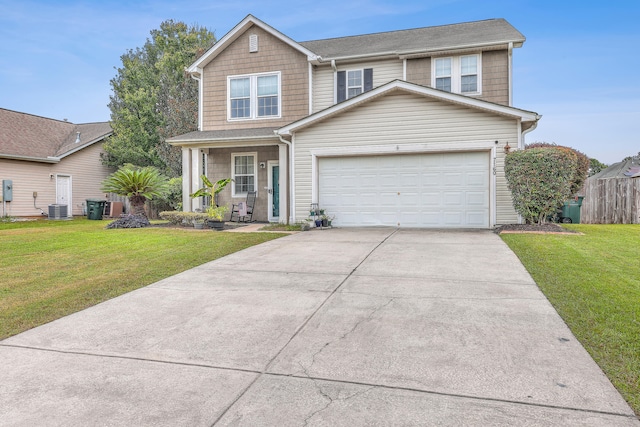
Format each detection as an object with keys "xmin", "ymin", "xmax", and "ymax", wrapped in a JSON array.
[
  {"xmin": 526, "ymin": 142, "xmax": 589, "ymax": 195},
  {"xmin": 159, "ymin": 211, "xmax": 209, "ymax": 225},
  {"xmin": 504, "ymin": 148, "xmax": 577, "ymax": 224}
]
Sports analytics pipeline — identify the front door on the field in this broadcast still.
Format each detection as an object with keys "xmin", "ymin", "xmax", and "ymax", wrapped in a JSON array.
[
  {"xmin": 56, "ymin": 175, "xmax": 72, "ymax": 217},
  {"xmin": 268, "ymin": 162, "xmax": 279, "ymax": 222}
]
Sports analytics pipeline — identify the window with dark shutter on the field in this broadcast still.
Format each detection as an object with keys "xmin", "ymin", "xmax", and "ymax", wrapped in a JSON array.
[
  {"xmin": 364, "ymin": 68, "xmax": 373, "ymax": 92},
  {"xmin": 337, "ymin": 71, "xmax": 346, "ymax": 103},
  {"xmin": 336, "ymin": 68, "xmax": 373, "ymax": 103}
]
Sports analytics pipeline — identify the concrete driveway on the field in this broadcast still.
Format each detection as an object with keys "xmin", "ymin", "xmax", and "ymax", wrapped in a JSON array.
[{"xmin": 1, "ymin": 228, "xmax": 638, "ymax": 426}]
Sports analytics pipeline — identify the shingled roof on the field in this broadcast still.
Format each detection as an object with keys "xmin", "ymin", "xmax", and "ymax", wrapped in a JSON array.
[
  {"xmin": 299, "ymin": 18, "xmax": 525, "ymax": 60},
  {"xmin": 0, "ymin": 108, "xmax": 112, "ymax": 162}
]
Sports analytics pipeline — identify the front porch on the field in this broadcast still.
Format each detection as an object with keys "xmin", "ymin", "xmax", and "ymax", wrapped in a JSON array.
[{"xmin": 173, "ymin": 129, "xmax": 289, "ymax": 224}]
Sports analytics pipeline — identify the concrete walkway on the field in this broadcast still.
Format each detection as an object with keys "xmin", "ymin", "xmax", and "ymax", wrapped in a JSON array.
[{"xmin": 1, "ymin": 228, "xmax": 638, "ymax": 426}]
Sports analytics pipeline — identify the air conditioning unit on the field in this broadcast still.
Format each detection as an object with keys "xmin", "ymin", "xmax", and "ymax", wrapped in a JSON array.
[{"xmin": 48, "ymin": 204, "xmax": 68, "ymax": 220}]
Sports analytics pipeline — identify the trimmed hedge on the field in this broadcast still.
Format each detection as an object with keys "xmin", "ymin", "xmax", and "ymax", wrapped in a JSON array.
[
  {"xmin": 159, "ymin": 211, "xmax": 209, "ymax": 225},
  {"xmin": 526, "ymin": 142, "xmax": 589, "ymax": 195},
  {"xmin": 505, "ymin": 148, "xmax": 577, "ymax": 224}
]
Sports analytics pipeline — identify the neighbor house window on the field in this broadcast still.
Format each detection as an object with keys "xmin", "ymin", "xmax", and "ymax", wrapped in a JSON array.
[
  {"xmin": 228, "ymin": 72, "xmax": 281, "ymax": 120},
  {"xmin": 336, "ymin": 68, "xmax": 373, "ymax": 102},
  {"xmin": 432, "ymin": 54, "xmax": 481, "ymax": 95},
  {"xmin": 231, "ymin": 153, "xmax": 257, "ymax": 196}
]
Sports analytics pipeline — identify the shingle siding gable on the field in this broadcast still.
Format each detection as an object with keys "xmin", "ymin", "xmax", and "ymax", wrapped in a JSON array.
[{"xmin": 200, "ymin": 24, "xmax": 309, "ymax": 131}]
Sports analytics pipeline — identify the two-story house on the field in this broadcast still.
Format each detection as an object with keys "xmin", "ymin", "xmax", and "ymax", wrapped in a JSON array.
[{"xmin": 168, "ymin": 15, "xmax": 540, "ymax": 228}]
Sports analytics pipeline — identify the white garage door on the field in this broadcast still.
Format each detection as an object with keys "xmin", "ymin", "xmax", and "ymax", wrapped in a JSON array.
[{"xmin": 319, "ymin": 152, "xmax": 490, "ymax": 228}]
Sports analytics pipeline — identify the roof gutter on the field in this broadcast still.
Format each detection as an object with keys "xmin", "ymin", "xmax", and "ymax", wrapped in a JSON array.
[{"xmin": 0, "ymin": 153, "xmax": 60, "ymax": 163}]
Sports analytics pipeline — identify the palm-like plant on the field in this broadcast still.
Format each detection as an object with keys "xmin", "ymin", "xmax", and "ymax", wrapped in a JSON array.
[
  {"xmin": 101, "ymin": 164, "xmax": 170, "ymax": 217},
  {"xmin": 190, "ymin": 175, "xmax": 232, "ymax": 220}
]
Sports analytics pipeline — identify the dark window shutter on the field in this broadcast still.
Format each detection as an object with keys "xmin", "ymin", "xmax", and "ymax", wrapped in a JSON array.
[
  {"xmin": 337, "ymin": 71, "xmax": 346, "ymax": 103},
  {"xmin": 364, "ymin": 68, "xmax": 373, "ymax": 92}
]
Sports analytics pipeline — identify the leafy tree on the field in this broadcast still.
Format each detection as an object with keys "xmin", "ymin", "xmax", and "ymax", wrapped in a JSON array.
[
  {"xmin": 101, "ymin": 164, "xmax": 170, "ymax": 217},
  {"xmin": 589, "ymin": 158, "xmax": 608, "ymax": 176},
  {"xmin": 623, "ymin": 151, "xmax": 640, "ymax": 162},
  {"xmin": 505, "ymin": 148, "xmax": 577, "ymax": 224},
  {"xmin": 103, "ymin": 20, "xmax": 215, "ymax": 176}
]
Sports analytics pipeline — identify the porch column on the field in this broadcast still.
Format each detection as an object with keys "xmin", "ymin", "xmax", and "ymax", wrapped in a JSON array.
[
  {"xmin": 278, "ymin": 143, "xmax": 289, "ymax": 224},
  {"xmin": 181, "ymin": 147, "xmax": 192, "ymax": 212},
  {"xmin": 191, "ymin": 148, "xmax": 203, "ymax": 211}
]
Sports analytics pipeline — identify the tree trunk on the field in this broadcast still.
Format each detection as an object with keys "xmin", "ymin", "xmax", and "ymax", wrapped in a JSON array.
[{"xmin": 129, "ymin": 195, "xmax": 147, "ymax": 217}]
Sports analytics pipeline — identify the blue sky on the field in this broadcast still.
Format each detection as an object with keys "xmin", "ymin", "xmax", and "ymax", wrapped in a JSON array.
[{"xmin": 1, "ymin": 0, "xmax": 638, "ymax": 164}]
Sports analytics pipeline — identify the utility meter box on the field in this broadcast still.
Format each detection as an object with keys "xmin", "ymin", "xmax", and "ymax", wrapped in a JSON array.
[{"xmin": 2, "ymin": 180, "xmax": 12, "ymax": 202}]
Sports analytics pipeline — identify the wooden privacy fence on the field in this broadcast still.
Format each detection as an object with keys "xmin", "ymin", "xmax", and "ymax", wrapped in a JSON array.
[{"xmin": 581, "ymin": 178, "xmax": 640, "ymax": 224}]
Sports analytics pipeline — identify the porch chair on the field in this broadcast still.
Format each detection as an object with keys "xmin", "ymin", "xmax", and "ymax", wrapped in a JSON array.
[{"xmin": 230, "ymin": 191, "xmax": 257, "ymax": 223}]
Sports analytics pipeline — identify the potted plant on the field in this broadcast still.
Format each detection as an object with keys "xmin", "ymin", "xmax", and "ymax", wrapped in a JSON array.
[
  {"xmin": 190, "ymin": 175, "xmax": 232, "ymax": 230},
  {"xmin": 205, "ymin": 205, "xmax": 228, "ymax": 230},
  {"xmin": 321, "ymin": 214, "xmax": 329, "ymax": 227}
]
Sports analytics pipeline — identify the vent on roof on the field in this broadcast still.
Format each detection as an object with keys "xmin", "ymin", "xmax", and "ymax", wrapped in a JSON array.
[
  {"xmin": 249, "ymin": 34, "xmax": 258, "ymax": 53},
  {"xmin": 75, "ymin": 132, "xmax": 81, "ymax": 143}
]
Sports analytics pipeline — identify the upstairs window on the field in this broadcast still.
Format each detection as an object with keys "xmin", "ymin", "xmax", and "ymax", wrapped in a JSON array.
[
  {"xmin": 434, "ymin": 58, "xmax": 452, "ymax": 92},
  {"xmin": 432, "ymin": 54, "xmax": 481, "ymax": 95},
  {"xmin": 228, "ymin": 72, "xmax": 281, "ymax": 120},
  {"xmin": 336, "ymin": 68, "xmax": 373, "ymax": 103}
]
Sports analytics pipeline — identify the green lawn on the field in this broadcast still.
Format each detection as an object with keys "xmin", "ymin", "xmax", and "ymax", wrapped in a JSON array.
[
  {"xmin": 501, "ymin": 224, "xmax": 640, "ymax": 415},
  {"xmin": 0, "ymin": 218, "xmax": 285, "ymax": 340}
]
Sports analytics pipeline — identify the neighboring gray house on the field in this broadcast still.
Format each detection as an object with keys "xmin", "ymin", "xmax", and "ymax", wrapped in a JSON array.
[
  {"xmin": 169, "ymin": 15, "xmax": 541, "ymax": 228},
  {"xmin": 0, "ymin": 108, "xmax": 113, "ymax": 217}
]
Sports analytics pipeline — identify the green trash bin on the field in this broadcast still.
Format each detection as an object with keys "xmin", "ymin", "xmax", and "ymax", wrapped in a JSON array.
[
  {"xmin": 86, "ymin": 199, "xmax": 106, "ymax": 220},
  {"xmin": 560, "ymin": 196, "xmax": 583, "ymax": 224}
]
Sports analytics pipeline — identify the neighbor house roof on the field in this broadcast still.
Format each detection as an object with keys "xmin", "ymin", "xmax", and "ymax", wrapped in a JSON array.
[
  {"xmin": 590, "ymin": 159, "xmax": 640, "ymax": 179},
  {"xmin": 299, "ymin": 18, "xmax": 525, "ymax": 61},
  {"xmin": 0, "ymin": 108, "xmax": 112, "ymax": 163}
]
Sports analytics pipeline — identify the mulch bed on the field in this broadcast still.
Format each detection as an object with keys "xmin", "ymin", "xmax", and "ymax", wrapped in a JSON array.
[{"xmin": 495, "ymin": 223, "xmax": 581, "ymax": 235}]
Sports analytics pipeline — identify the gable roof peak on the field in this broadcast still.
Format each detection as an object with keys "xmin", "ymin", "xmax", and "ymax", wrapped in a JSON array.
[{"xmin": 187, "ymin": 14, "xmax": 317, "ymax": 72}]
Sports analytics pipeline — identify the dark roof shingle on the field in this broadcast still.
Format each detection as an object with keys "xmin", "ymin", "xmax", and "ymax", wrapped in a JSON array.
[
  {"xmin": 300, "ymin": 18, "xmax": 525, "ymax": 59},
  {"xmin": 0, "ymin": 108, "xmax": 111, "ymax": 159}
]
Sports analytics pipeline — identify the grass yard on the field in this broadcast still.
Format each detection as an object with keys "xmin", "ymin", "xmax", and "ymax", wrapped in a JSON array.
[
  {"xmin": 0, "ymin": 218, "xmax": 285, "ymax": 340},
  {"xmin": 501, "ymin": 224, "xmax": 640, "ymax": 415}
]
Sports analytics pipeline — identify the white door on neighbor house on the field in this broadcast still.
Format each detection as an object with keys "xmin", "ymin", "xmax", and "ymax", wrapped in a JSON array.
[
  {"xmin": 318, "ymin": 151, "xmax": 490, "ymax": 228},
  {"xmin": 56, "ymin": 175, "xmax": 72, "ymax": 217}
]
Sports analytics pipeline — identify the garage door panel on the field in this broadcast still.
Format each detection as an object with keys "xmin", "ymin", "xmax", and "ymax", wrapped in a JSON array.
[{"xmin": 319, "ymin": 152, "xmax": 489, "ymax": 228}]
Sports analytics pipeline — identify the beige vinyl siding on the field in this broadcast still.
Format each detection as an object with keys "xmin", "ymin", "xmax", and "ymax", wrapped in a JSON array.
[
  {"xmin": 0, "ymin": 143, "xmax": 113, "ymax": 217},
  {"xmin": 311, "ymin": 59, "xmax": 404, "ymax": 112},
  {"xmin": 0, "ymin": 160, "xmax": 55, "ymax": 217},
  {"xmin": 292, "ymin": 91, "xmax": 519, "ymax": 224}
]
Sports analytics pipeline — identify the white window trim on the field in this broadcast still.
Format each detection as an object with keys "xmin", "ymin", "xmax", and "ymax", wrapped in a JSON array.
[
  {"xmin": 432, "ymin": 54, "xmax": 482, "ymax": 95},
  {"xmin": 231, "ymin": 152, "xmax": 258, "ymax": 198},
  {"xmin": 346, "ymin": 69, "xmax": 364, "ymax": 99},
  {"xmin": 227, "ymin": 71, "xmax": 281, "ymax": 121}
]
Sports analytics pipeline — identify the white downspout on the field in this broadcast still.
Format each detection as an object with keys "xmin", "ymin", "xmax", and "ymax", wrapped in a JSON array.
[
  {"xmin": 190, "ymin": 68, "xmax": 203, "ymax": 130},
  {"xmin": 276, "ymin": 132, "xmax": 294, "ymax": 224}
]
